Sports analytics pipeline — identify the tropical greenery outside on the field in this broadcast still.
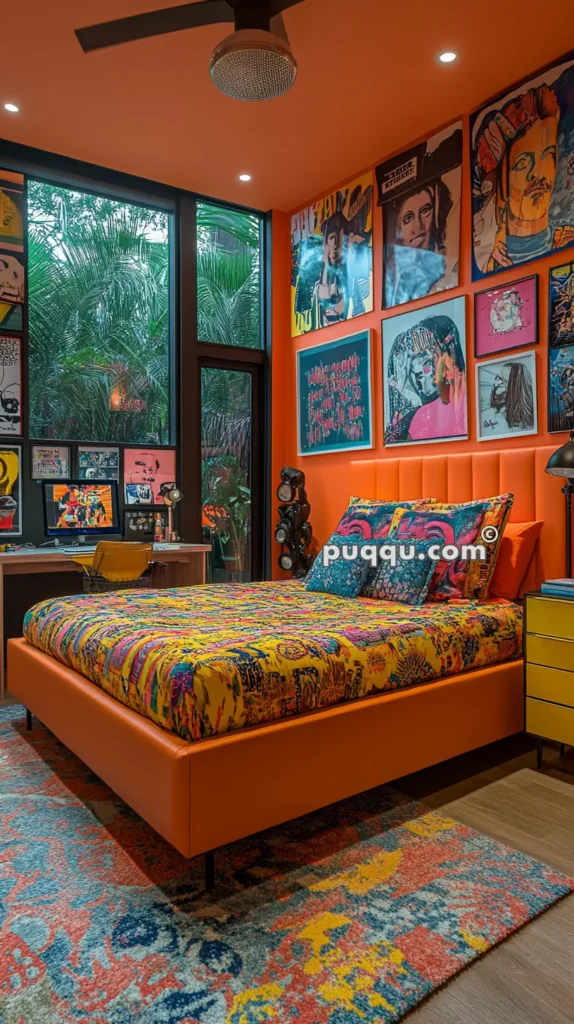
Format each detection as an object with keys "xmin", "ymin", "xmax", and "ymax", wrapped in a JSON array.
[{"xmin": 28, "ymin": 181, "xmax": 171, "ymax": 443}]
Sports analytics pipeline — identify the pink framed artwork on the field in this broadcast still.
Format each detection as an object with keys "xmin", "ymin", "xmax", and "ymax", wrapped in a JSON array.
[
  {"xmin": 474, "ymin": 275, "xmax": 538, "ymax": 358},
  {"xmin": 123, "ymin": 448, "xmax": 176, "ymax": 504}
]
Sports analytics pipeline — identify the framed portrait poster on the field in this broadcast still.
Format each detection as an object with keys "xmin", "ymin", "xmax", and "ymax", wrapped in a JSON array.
[
  {"xmin": 123, "ymin": 448, "xmax": 177, "ymax": 504},
  {"xmin": 470, "ymin": 51, "xmax": 574, "ymax": 281},
  {"xmin": 0, "ymin": 170, "xmax": 25, "ymax": 333},
  {"xmin": 548, "ymin": 344, "xmax": 574, "ymax": 432},
  {"xmin": 376, "ymin": 121, "xmax": 462, "ymax": 310},
  {"xmin": 382, "ymin": 295, "xmax": 467, "ymax": 447},
  {"xmin": 31, "ymin": 445, "xmax": 70, "ymax": 480},
  {"xmin": 476, "ymin": 350, "xmax": 538, "ymax": 441},
  {"xmin": 296, "ymin": 330, "xmax": 373, "ymax": 456},
  {"xmin": 474, "ymin": 275, "xmax": 538, "ymax": 358},
  {"xmin": 291, "ymin": 173, "xmax": 374, "ymax": 337},
  {"xmin": 549, "ymin": 261, "xmax": 574, "ymax": 348},
  {"xmin": 0, "ymin": 445, "xmax": 22, "ymax": 536},
  {"xmin": 78, "ymin": 446, "xmax": 120, "ymax": 481},
  {"xmin": 0, "ymin": 335, "xmax": 22, "ymax": 434}
]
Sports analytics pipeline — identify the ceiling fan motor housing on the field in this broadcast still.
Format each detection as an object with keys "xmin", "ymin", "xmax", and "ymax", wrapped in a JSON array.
[{"xmin": 209, "ymin": 28, "xmax": 297, "ymax": 101}]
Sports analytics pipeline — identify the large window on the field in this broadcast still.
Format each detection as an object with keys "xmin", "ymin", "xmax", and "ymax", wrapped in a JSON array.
[
  {"xmin": 28, "ymin": 181, "xmax": 171, "ymax": 443},
  {"xmin": 197, "ymin": 202, "xmax": 261, "ymax": 349}
]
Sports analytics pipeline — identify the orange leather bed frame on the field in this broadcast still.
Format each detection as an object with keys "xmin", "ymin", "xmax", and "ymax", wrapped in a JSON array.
[{"xmin": 7, "ymin": 446, "xmax": 565, "ymax": 865}]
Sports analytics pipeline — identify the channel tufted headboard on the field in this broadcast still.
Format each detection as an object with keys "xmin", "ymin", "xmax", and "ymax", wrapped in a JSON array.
[{"xmin": 347, "ymin": 446, "xmax": 566, "ymax": 591}]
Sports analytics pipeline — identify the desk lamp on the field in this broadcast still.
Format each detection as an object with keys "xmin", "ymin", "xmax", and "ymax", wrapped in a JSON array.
[
  {"xmin": 159, "ymin": 483, "xmax": 183, "ymax": 541},
  {"xmin": 545, "ymin": 431, "xmax": 574, "ymax": 578}
]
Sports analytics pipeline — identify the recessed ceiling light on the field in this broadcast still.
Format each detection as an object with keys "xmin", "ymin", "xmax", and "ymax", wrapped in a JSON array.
[
  {"xmin": 239, "ymin": 173, "xmax": 252, "ymax": 182},
  {"xmin": 4, "ymin": 103, "xmax": 19, "ymax": 113},
  {"xmin": 438, "ymin": 51, "xmax": 457, "ymax": 64}
]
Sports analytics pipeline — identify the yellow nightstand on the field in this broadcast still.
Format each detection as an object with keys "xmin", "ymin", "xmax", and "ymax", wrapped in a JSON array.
[{"xmin": 524, "ymin": 591, "xmax": 574, "ymax": 767}]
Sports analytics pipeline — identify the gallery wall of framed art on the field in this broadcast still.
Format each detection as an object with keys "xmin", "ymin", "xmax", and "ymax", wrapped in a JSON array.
[{"xmin": 276, "ymin": 48, "xmax": 574, "ymax": 554}]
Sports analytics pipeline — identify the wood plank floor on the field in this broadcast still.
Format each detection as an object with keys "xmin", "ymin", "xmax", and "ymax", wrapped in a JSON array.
[
  {"xmin": 2, "ymin": 693, "xmax": 573, "ymax": 1022},
  {"xmin": 398, "ymin": 738, "xmax": 574, "ymax": 1023}
]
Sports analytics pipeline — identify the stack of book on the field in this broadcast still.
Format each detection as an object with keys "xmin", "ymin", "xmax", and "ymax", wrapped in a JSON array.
[{"xmin": 540, "ymin": 578, "xmax": 574, "ymax": 599}]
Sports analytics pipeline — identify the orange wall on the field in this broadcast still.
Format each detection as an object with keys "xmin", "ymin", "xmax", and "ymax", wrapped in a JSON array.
[{"xmin": 270, "ymin": 110, "xmax": 569, "ymax": 575}]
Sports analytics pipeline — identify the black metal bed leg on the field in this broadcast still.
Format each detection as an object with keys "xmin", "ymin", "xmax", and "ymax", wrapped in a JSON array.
[
  {"xmin": 25, "ymin": 709, "xmax": 32, "ymax": 732},
  {"xmin": 205, "ymin": 849, "xmax": 215, "ymax": 892},
  {"xmin": 536, "ymin": 738, "xmax": 543, "ymax": 770}
]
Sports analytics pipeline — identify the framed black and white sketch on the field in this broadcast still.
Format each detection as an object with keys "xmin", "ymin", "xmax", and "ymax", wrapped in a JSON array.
[
  {"xmin": 475, "ymin": 350, "xmax": 537, "ymax": 441},
  {"xmin": 0, "ymin": 445, "xmax": 22, "ymax": 536},
  {"xmin": 31, "ymin": 444, "xmax": 71, "ymax": 480},
  {"xmin": 78, "ymin": 446, "xmax": 120, "ymax": 481},
  {"xmin": 0, "ymin": 335, "xmax": 22, "ymax": 435}
]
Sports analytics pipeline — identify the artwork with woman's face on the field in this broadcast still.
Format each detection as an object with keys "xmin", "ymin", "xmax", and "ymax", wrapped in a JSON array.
[
  {"xmin": 382, "ymin": 295, "xmax": 468, "ymax": 446},
  {"xmin": 376, "ymin": 123, "xmax": 462, "ymax": 310}
]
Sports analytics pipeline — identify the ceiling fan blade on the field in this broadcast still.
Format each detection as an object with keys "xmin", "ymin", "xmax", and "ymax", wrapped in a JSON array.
[
  {"xmin": 268, "ymin": 0, "xmax": 305, "ymax": 15},
  {"xmin": 75, "ymin": 0, "xmax": 234, "ymax": 53},
  {"xmin": 270, "ymin": 11, "xmax": 289, "ymax": 44}
]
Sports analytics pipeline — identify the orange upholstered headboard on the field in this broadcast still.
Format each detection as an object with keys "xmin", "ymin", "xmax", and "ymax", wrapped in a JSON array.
[{"xmin": 348, "ymin": 446, "xmax": 566, "ymax": 591}]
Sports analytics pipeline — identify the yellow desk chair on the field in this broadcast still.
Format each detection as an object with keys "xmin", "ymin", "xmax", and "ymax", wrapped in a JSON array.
[{"xmin": 73, "ymin": 541, "xmax": 153, "ymax": 593}]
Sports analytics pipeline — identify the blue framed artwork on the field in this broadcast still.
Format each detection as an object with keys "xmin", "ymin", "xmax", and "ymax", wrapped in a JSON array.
[{"xmin": 297, "ymin": 330, "xmax": 373, "ymax": 456}]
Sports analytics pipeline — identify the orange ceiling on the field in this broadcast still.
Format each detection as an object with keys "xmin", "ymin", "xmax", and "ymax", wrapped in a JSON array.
[{"xmin": 4, "ymin": 1, "xmax": 574, "ymax": 211}]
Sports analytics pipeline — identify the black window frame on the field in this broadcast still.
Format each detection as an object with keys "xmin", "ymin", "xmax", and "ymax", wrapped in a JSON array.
[{"xmin": 0, "ymin": 139, "xmax": 271, "ymax": 576}]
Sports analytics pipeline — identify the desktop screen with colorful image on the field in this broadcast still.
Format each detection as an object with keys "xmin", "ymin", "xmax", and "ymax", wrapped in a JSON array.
[{"xmin": 43, "ymin": 481, "xmax": 120, "ymax": 537}]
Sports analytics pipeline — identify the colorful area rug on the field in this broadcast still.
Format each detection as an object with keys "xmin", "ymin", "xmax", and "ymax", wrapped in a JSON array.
[{"xmin": 1, "ymin": 704, "xmax": 572, "ymax": 1023}]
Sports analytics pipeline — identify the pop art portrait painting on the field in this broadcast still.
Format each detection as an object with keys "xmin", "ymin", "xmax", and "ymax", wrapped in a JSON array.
[
  {"xmin": 471, "ymin": 52, "xmax": 574, "ymax": 280},
  {"xmin": 377, "ymin": 122, "xmax": 462, "ymax": 310},
  {"xmin": 291, "ymin": 173, "xmax": 374, "ymax": 337},
  {"xmin": 382, "ymin": 295, "xmax": 467, "ymax": 447},
  {"xmin": 123, "ymin": 448, "xmax": 176, "ymax": 504}
]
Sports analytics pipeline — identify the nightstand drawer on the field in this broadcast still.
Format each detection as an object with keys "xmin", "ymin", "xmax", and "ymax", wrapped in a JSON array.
[
  {"xmin": 526, "ymin": 597, "xmax": 574, "ymax": 641},
  {"xmin": 526, "ymin": 663, "xmax": 574, "ymax": 708},
  {"xmin": 526, "ymin": 634, "xmax": 574, "ymax": 673},
  {"xmin": 526, "ymin": 697, "xmax": 574, "ymax": 744}
]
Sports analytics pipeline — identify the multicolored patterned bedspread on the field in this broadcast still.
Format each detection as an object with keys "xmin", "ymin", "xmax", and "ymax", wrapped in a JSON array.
[{"xmin": 23, "ymin": 581, "xmax": 522, "ymax": 742}]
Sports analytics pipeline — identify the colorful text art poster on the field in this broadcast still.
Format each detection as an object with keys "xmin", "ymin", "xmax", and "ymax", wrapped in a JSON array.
[
  {"xmin": 376, "ymin": 122, "xmax": 462, "ymax": 310},
  {"xmin": 291, "ymin": 173, "xmax": 373, "ymax": 337},
  {"xmin": 297, "ymin": 330, "xmax": 373, "ymax": 455},
  {"xmin": 471, "ymin": 52, "xmax": 574, "ymax": 280},
  {"xmin": 382, "ymin": 295, "xmax": 468, "ymax": 447}
]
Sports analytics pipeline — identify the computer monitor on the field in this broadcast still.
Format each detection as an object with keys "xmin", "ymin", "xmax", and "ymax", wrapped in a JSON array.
[{"xmin": 43, "ymin": 480, "xmax": 120, "ymax": 539}]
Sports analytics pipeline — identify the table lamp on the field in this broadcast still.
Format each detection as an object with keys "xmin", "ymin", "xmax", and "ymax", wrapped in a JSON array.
[
  {"xmin": 545, "ymin": 431, "xmax": 574, "ymax": 578},
  {"xmin": 159, "ymin": 483, "xmax": 183, "ymax": 541}
]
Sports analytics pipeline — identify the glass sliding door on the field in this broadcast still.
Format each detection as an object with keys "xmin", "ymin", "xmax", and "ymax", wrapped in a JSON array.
[{"xmin": 201, "ymin": 364, "xmax": 262, "ymax": 583}]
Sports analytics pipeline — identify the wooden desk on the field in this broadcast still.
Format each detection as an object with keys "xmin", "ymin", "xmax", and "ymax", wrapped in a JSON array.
[{"xmin": 0, "ymin": 543, "xmax": 211, "ymax": 698}]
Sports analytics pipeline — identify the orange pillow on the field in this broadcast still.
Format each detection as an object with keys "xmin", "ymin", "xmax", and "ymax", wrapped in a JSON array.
[{"xmin": 489, "ymin": 521, "xmax": 543, "ymax": 601}]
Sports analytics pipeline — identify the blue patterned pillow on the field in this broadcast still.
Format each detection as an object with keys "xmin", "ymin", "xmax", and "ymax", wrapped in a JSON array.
[
  {"xmin": 305, "ymin": 533, "xmax": 370, "ymax": 598},
  {"xmin": 361, "ymin": 541, "xmax": 435, "ymax": 604}
]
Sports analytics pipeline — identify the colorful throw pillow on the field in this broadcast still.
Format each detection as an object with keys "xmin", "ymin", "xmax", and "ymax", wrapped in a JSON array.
[
  {"xmin": 305, "ymin": 533, "xmax": 371, "ymax": 598},
  {"xmin": 489, "ymin": 521, "xmax": 543, "ymax": 601},
  {"xmin": 361, "ymin": 541, "xmax": 435, "ymax": 605},
  {"xmin": 336, "ymin": 497, "xmax": 437, "ymax": 541},
  {"xmin": 387, "ymin": 493, "xmax": 514, "ymax": 601}
]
